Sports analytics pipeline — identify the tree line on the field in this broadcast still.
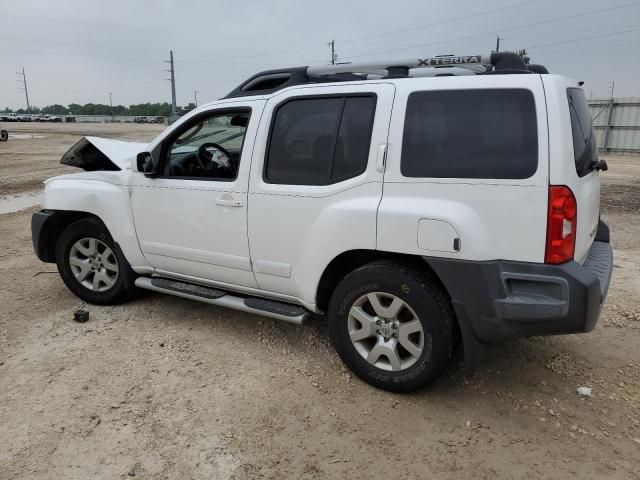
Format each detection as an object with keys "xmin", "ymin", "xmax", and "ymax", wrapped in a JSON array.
[{"xmin": 1, "ymin": 102, "xmax": 174, "ymax": 116}]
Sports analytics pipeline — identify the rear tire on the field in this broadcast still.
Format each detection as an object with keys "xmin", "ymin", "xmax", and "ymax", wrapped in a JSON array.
[
  {"xmin": 0, "ymin": 130, "xmax": 7, "ymax": 141},
  {"xmin": 55, "ymin": 218, "xmax": 137, "ymax": 305},
  {"xmin": 328, "ymin": 261, "xmax": 454, "ymax": 392}
]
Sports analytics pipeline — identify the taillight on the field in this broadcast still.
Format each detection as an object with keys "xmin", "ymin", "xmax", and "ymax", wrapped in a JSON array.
[{"xmin": 545, "ymin": 185, "xmax": 577, "ymax": 264}]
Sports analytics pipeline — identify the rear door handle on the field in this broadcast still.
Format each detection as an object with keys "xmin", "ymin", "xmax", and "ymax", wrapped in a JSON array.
[
  {"xmin": 376, "ymin": 143, "xmax": 387, "ymax": 173},
  {"xmin": 215, "ymin": 198, "xmax": 243, "ymax": 207}
]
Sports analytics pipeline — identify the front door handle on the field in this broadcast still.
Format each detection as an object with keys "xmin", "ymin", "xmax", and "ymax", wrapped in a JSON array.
[{"xmin": 215, "ymin": 198, "xmax": 243, "ymax": 207}]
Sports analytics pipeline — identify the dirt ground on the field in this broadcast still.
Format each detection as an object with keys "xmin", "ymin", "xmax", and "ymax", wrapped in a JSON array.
[{"xmin": 0, "ymin": 123, "xmax": 638, "ymax": 479}]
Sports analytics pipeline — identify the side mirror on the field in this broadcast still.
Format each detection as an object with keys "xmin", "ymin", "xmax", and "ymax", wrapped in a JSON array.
[{"xmin": 136, "ymin": 152, "xmax": 156, "ymax": 177}]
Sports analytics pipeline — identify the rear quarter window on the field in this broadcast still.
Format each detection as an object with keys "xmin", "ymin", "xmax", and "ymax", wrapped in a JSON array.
[
  {"xmin": 567, "ymin": 88, "xmax": 597, "ymax": 177},
  {"xmin": 401, "ymin": 89, "xmax": 538, "ymax": 179}
]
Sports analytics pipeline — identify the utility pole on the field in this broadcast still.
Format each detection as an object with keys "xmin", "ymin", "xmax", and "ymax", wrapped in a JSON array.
[
  {"xmin": 165, "ymin": 50, "xmax": 177, "ymax": 120},
  {"xmin": 328, "ymin": 40, "xmax": 336, "ymax": 65},
  {"xmin": 194, "ymin": 90, "xmax": 199, "ymax": 107},
  {"xmin": 109, "ymin": 92, "xmax": 114, "ymax": 123},
  {"xmin": 17, "ymin": 67, "xmax": 31, "ymax": 114},
  {"xmin": 602, "ymin": 81, "xmax": 616, "ymax": 152},
  {"xmin": 495, "ymin": 35, "xmax": 501, "ymax": 52}
]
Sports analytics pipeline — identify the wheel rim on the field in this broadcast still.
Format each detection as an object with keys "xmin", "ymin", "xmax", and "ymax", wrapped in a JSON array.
[
  {"xmin": 69, "ymin": 238, "xmax": 119, "ymax": 292},
  {"xmin": 348, "ymin": 292, "xmax": 425, "ymax": 372}
]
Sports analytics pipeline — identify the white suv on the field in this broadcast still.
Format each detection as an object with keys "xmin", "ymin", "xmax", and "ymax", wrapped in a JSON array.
[{"xmin": 32, "ymin": 53, "xmax": 612, "ymax": 392}]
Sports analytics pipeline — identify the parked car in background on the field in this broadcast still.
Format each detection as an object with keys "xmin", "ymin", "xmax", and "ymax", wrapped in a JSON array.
[{"xmin": 34, "ymin": 114, "xmax": 62, "ymax": 122}]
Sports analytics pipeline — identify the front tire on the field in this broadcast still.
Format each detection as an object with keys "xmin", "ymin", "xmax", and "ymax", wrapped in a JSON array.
[
  {"xmin": 328, "ymin": 261, "xmax": 454, "ymax": 392},
  {"xmin": 0, "ymin": 130, "xmax": 7, "ymax": 141},
  {"xmin": 55, "ymin": 218, "xmax": 137, "ymax": 305}
]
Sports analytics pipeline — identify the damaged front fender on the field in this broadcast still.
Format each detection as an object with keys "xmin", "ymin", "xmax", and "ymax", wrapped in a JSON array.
[{"xmin": 61, "ymin": 136, "xmax": 148, "ymax": 171}]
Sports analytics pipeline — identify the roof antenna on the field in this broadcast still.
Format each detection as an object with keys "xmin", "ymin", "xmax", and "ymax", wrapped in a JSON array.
[{"xmin": 328, "ymin": 40, "xmax": 337, "ymax": 65}]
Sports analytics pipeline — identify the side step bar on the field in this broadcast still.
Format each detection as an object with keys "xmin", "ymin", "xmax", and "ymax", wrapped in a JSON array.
[{"xmin": 135, "ymin": 277, "xmax": 310, "ymax": 325}]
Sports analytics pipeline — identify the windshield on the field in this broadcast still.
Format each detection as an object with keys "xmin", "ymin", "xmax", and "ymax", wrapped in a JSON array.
[{"xmin": 174, "ymin": 115, "xmax": 247, "ymax": 152}]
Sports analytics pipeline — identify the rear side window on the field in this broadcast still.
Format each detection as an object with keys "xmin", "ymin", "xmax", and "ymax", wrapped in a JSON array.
[
  {"xmin": 401, "ymin": 89, "xmax": 538, "ymax": 179},
  {"xmin": 265, "ymin": 95, "xmax": 376, "ymax": 185},
  {"xmin": 567, "ymin": 88, "xmax": 597, "ymax": 177}
]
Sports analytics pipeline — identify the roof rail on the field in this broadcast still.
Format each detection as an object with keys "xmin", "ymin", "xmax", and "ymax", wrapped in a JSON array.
[
  {"xmin": 307, "ymin": 54, "xmax": 492, "ymax": 76},
  {"xmin": 224, "ymin": 52, "xmax": 540, "ymax": 98}
]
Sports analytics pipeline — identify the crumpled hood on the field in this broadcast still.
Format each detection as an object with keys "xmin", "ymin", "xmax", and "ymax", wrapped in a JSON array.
[{"xmin": 61, "ymin": 136, "xmax": 148, "ymax": 171}]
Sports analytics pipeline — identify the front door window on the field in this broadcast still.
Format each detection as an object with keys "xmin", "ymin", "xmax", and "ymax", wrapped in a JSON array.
[{"xmin": 163, "ymin": 110, "xmax": 250, "ymax": 180}]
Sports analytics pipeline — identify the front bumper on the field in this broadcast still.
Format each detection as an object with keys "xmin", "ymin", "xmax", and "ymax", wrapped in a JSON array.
[
  {"xmin": 426, "ymin": 224, "xmax": 613, "ymax": 342},
  {"xmin": 31, "ymin": 209, "xmax": 56, "ymax": 262}
]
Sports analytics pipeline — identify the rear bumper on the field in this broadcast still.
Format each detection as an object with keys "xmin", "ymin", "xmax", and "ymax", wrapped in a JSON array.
[{"xmin": 425, "ymin": 224, "xmax": 613, "ymax": 342}]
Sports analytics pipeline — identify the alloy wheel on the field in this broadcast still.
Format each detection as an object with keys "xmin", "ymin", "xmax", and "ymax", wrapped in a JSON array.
[
  {"xmin": 69, "ymin": 238, "xmax": 119, "ymax": 292},
  {"xmin": 347, "ymin": 292, "xmax": 425, "ymax": 371}
]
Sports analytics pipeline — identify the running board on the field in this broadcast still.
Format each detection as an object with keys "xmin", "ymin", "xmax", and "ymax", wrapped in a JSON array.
[{"xmin": 135, "ymin": 277, "xmax": 309, "ymax": 325}]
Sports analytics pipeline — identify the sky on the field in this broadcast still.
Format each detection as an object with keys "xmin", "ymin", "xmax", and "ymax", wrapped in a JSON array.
[{"xmin": 0, "ymin": 0, "xmax": 639, "ymax": 110}]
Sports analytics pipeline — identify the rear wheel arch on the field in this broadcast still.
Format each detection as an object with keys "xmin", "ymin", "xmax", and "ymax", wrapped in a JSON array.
[
  {"xmin": 315, "ymin": 249, "xmax": 484, "ymax": 369},
  {"xmin": 316, "ymin": 250, "xmax": 450, "ymax": 311}
]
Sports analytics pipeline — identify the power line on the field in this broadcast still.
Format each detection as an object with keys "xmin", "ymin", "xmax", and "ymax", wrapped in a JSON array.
[
  {"xmin": 527, "ymin": 39, "xmax": 640, "ymax": 53},
  {"xmin": 0, "ymin": 35, "xmax": 170, "ymax": 57},
  {"xmin": 503, "ymin": 23, "xmax": 640, "ymax": 41},
  {"xmin": 0, "ymin": 47, "xmax": 162, "ymax": 63},
  {"xmin": 0, "ymin": 39, "xmax": 327, "ymax": 67},
  {"xmin": 0, "ymin": 13, "xmax": 317, "ymax": 46},
  {"xmin": 0, "ymin": 35, "xmax": 314, "ymax": 64},
  {"xmin": 343, "ymin": 1, "xmax": 640, "ymax": 59},
  {"xmin": 209, "ymin": 43, "xmax": 326, "ymax": 61},
  {"xmin": 339, "ymin": 0, "xmax": 543, "ymax": 44},
  {"xmin": 524, "ymin": 27, "xmax": 640, "ymax": 50}
]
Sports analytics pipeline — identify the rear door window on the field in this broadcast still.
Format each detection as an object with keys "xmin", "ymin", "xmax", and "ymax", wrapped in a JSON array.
[
  {"xmin": 265, "ymin": 95, "xmax": 376, "ymax": 185},
  {"xmin": 567, "ymin": 88, "xmax": 597, "ymax": 177},
  {"xmin": 401, "ymin": 89, "xmax": 538, "ymax": 179}
]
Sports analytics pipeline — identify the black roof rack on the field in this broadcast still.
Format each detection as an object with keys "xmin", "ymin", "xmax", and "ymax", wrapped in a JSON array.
[
  {"xmin": 225, "ymin": 67, "xmax": 368, "ymax": 98},
  {"xmin": 527, "ymin": 64, "xmax": 550, "ymax": 74},
  {"xmin": 224, "ymin": 52, "xmax": 548, "ymax": 98}
]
